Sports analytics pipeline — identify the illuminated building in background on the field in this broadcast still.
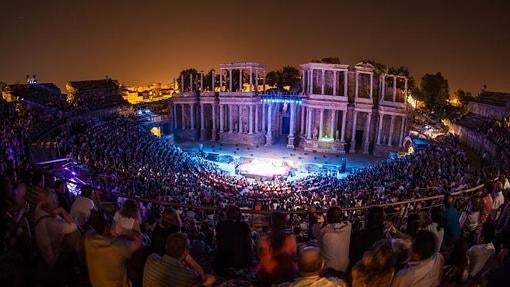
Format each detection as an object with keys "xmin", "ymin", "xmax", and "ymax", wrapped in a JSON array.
[
  {"xmin": 122, "ymin": 82, "xmax": 175, "ymax": 104},
  {"xmin": 170, "ymin": 62, "xmax": 409, "ymax": 155}
]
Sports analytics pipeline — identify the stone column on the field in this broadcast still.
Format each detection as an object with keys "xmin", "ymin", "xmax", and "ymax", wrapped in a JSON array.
[
  {"xmin": 351, "ymin": 111, "xmax": 358, "ymax": 149},
  {"xmin": 309, "ymin": 69, "xmax": 313, "ymax": 94},
  {"xmin": 321, "ymin": 70, "xmax": 325, "ymax": 94},
  {"xmin": 181, "ymin": 104, "xmax": 186, "ymax": 129},
  {"xmin": 399, "ymin": 116, "xmax": 406, "ymax": 146},
  {"xmin": 249, "ymin": 68, "xmax": 253, "ymax": 91},
  {"xmin": 173, "ymin": 103, "xmax": 177, "ymax": 130},
  {"xmin": 369, "ymin": 73, "xmax": 374, "ymax": 99},
  {"xmin": 381, "ymin": 75, "xmax": 386, "ymax": 102},
  {"xmin": 238, "ymin": 105, "xmax": 242, "ymax": 133},
  {"xmin": 219, "ymin": 70, "xmax": 223, "ymax": 91},
  {"xmin": 393, "ymin": 76, "xmax": 397, "ymax": 102},
  {"xmin": 329, "ymin": 110, "xmax": 335, "ymax": 139},
  {"xmin": 212, "ymin": 104, "xmax": 217, "ymax": 140},
  {"xmin": 287, "ymin": 104, "xmax": 296, "ymax": 148},
  {"xmin": 332, "ymin": 71, "xmax": 337, "ymax": 96},
  {"xmin": 263, "ymin": 71, "xmax": 266, "ymax": 92},
  {"xmin": 266, "ymin": 104, "xmax": 272, "ymax": 145},
  {"xmin": 219, "ymin": 104, "xmax": 224, "ymax": 132},
  {"xmin": 239, "ymin": 69, "xmax": 243, "ymax": 92},
  {"xmin": 255, "ymin": 105, "xmax": 259, "ymax": 133},
  {"xmin": 190, "ymin": 103, "xmax": 195, "ymax": 130},
  {"xmin": 181, "ymin": 77, "xmax": 184, "ymax": 93},
  {"xmin": 200, "ymin": 104, "xmax": 205, "ymax": 130},
  {"xmin": 249, "ymin": 105, "xmax": 253, "ymax": 134},
  {"xmin": 340, "ymin": 110, "xmax": 346, "ymax": 142},
  {"xmin": 388, "ymin": 115, "xmax": 395, "ymax": 146},
  {"xmin": 262, "ymin": 103, "xmax": 266, "ymax": 133},
  {"xmin": 319, "ymin": 109, "xmax": 324, "ymax": 140},
  {"xmin": 229, "ymin": 104, "xmax": 233, "ymax": 133},
  {"xmin": 228, "ymin": 69, "xmax": 232, "ymax": 92},
  {"xmin": 306, "ymin": 108, "xmax": 313, "ymax": 140},
  {"xmin": 343, "ymin": 71, "xmax": 348, "ymax": 98},
  {"xmin": 376, "ymin": 113, "xmax": 384, "ymax": 144},
  {"xmin": 355, "ymin": 72, "xmax": 359, "ymax": 99},
  {"xmin": 300, "ymin": 105, "xmax": 305, "ymax": 135},
  {"xmin": 363, "ymin": 112, "xmax": 372, "ymax": 153},
  {"xmin": 254, "ymin": 69, "xmax": 258, "ymax": 92}
]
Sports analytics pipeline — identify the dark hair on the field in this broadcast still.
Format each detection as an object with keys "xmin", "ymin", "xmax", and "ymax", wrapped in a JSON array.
[
  {"xmin": 226, "ymin": 205, "xmax": 241, "ymax": 222},
  {"xmin": 484, "ymin": 182, "xmax": 495, "ymax": 194},
  {"xmin": 430, "ymin": 207, "xmax": 443, "ymax": 232},
  {"xmin": 406, "ymin": 213, "xmax": 421, "ymax": 238},
  {"xmin": 161, "ymin": 208, "xmax": 181, "ymax": 229},
  {"xmin": 31, "ymin": 170, "xmax": 44, "ymax": 186},
  {"xmin": 119, "ymin": 199, "xmax": 139, "ymax": 218},
  {"xmin": 298, "ymin": 247, "xmax": 323, "ymax": 273},
  {"xmin": 269, "ymin": 211, "xmax": 287, "ymax": 250},
  {"xmin": 89, "ymin": 210, "xmax": 109, "ymax": 235},
  {"xmin": 482, "ymin": 222, "xmax": 495, "ymax": 243},
  {"xmin": 166, "ymin": 232, "xmax": 189, "ymax": 259},
  {"xmin": 326, "ymin": 206, "xmax": 343, "ymax": 224},
  {"xmin": 444, "ymin": 193, "xmax": 454, "ymax": 208},
  {"xmin": 54, "ymin": 180, "xmax": 65, "ymax": 190},
  {"xmin": 80, "ymin": 185, "xmax": 93, "ymax": 198},
  {"xmin": 412, "ymin": 230, "xmax": 437, "ymax": 260},
  {"xmin": 366, "ymin": 206, "xmax": 384, "ymax": 228}
]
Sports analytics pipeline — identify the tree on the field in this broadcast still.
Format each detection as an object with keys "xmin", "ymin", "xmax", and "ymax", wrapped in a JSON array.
[
  {"xmin": 265, "ymin": 70, "xmax": 282, "ymax": 89},
  {"xmin": 415, "ymin": 72, "xmax": 449, "ymax": 111},
  {"xmin": 454, "ymin": 89, "xmax": 474, "ymax": 106},
  {"xmin": 280, "ymin": 66, "xmax": 301, "ymax": 91}
]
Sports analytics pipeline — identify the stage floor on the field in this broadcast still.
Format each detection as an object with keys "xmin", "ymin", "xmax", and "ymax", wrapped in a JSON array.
[{"xmin": 178, "ymin": 139, "xmax": 383, "ymax": 180}]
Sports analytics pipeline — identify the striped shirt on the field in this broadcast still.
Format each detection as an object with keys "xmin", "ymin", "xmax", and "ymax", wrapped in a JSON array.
[{"xmin": 143, "ymin": 253, "xmax": 201, "ymax": 287}]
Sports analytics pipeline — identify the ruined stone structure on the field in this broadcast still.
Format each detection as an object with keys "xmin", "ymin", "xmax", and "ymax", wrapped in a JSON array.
[{"xmin": 170, "ymin": 61, "xmax": 409, "ymax": 155}]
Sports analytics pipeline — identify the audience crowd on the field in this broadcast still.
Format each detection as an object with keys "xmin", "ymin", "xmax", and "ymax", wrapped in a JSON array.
[{"xmin": 2, "ymin": 99, "xmax": 510, "ymax": 287}]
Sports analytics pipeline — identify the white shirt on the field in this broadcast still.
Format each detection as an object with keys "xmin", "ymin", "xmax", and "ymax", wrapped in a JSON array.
[
  {"xmin": 70, "ymin": 196, "xmax": 95, "ymax": 225},
  {"xmin": 424, "ymin": 223, "xmax": 444, "ymax": 254},
  {"xmin": 467, "ymin": 242, "xmax": 495, "ymax": 277},
  {"xmin": 391, "ymin": 253, "xmax": 444, "ymax": 287},
  {"xmin": 319, "ymin": 222, "xmax": 352, "ymax": 272},
  {"xmin": 492, "ymin": 191, "xmax": 505, "ymax": 211}
]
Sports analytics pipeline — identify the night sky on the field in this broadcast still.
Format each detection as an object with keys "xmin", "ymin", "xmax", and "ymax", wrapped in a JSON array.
[{"xmin": 1, "ymin": 0, "xmax": 509, "ymax": 93}]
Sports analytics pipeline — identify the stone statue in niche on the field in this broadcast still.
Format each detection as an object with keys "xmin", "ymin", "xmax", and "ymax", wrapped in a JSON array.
[
  {"xmin": 234, "ymin": 123, "xmax": 238, "ymax": 132},
  {"xmin": 335, "ymin": 130, "xmax": 340, "ymax": 141},
  {"xmin": 313, "ymin": 128, "xmax": 318, "ymax": 140},
  {"xmin": 243, "ymin": 124, "xmax": 248, "ymax": 133}
]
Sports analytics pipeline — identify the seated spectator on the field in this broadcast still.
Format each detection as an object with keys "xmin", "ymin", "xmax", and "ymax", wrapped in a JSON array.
[
  {"xmin": 319, "ymin": 206, "xmax": 352, "ymax": 275},
  {"xmin": 85, "ymin": 210, "xmax": 142, "ymax": 287},
  {"xmin": 423, "ymin": 207, "xmax": 444, "ymax": 254},
  {"xmin": 442, "ymin": 239, "xmax": 469, "ymax": 287},
  {"xmin": 54, "ymin": 180, "xmax": 73, "ymax": 212},
  {"xmin": 391, "ymin": 230, "xmax": 444, "ymax": 287},
  {"xmin": 467, "ymin": 222, "xmax": 496, "ymax": 278},
  {"xmin": 257, "ymin": 211, "xmax": 298, "ymax": 285},
  {"xmin": 281, "ymin": 247, "xmax": 346, "ymax": 287},
  {"xmin": 351, "ymin": 240, "xmax": 395, "ymax": 287},
  {"xmin": 443, "ymin": 194, "xmax": 461, "ymax": 247},
  {"xmin": 492, "ymin": 182, "xmax": 505, "ymax": 213},
  {"xmin": 464, "ymin": 197, "xmax": 481, "ymax": 245},
  {"xmin": 111, "ymin": 199, "xmax": 141, "ymax": 236},
  {"xmin": 150, "ymin": 207, "xmax": 182, "ymax": 255},
  {"xmin": 480, "ymin": 183, "xmax": 494, "ymax": 224},
  {"xmin": 487, "ymin": 228, "xmax": 510, "ymax": 287},
  {"xmin": 350, "ymin": 206, "xmax": 386, "ymax": 267},
  {"xmin": 26, "ymin": 170, "xmax": 46, "ymax": 221},
  {"xmin": 214, "ymin": 205, "xmax": 253, "ymax": 277},
  {"xmin": 70, "ymin": 185, "xmax": 95, "ymax": 226},
  {"xmin": 34, "ymin": 190, "xmax": 78, "ymax": 266},
  {"xmin": 143, "ymin": 232, "xmax": 214, "ymax": 287}
]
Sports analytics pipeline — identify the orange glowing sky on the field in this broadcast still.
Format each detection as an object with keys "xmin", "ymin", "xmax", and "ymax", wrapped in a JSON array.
[{"xmin": 1, "ymin": 0, "xmax": 509, "ymax": 94}]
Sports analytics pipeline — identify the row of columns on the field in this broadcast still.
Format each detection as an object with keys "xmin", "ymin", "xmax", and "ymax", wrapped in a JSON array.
[
  {"xmin": 173, "ymin": 102, "xmax": 407, "ymax": 149},
  {"xmin": 218, "ymin": 68, "xmax": 265, "ymax": 92},
  {"xmin": 376, "ymin": 114, "xmax": 407, "ymax": 146},
  {"xmin": 303, "ymin": 69, "xmax": 348, "ymax": 97}
]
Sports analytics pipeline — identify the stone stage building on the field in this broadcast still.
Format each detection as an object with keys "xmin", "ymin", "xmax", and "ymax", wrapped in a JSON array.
[{"xmin": 170, "ymin": 61, "xmax": 409, "ymax": 155}]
